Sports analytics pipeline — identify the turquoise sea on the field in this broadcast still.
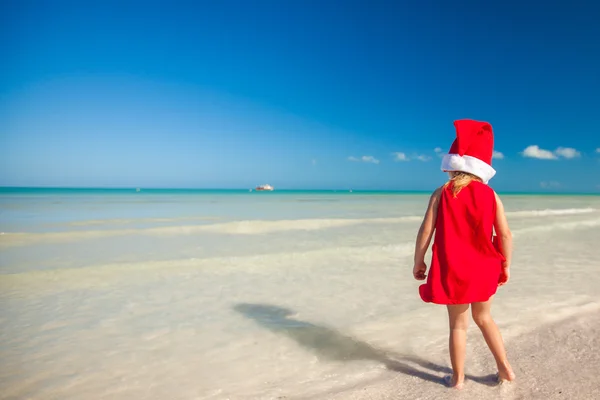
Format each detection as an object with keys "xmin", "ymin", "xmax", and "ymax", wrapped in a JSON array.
[
  {"xmin": 1, "ymin": 186, "xmax": 600, "ymax": 399},
  {"xmin": 0, "ymin": 187, "xmax": 430, "ymax": 233},
  {"xmin": 1, "ymin": 187, "xmax": 597, "ymax": 227}
]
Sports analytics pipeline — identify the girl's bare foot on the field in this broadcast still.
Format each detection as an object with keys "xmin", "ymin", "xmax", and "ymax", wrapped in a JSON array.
[
  {"xmin": 444, "ymin": 374, "xmax": 465, "ymax": 389},
  {"xmin": 497, "ymin": 361, "xmax": 516, "ymax": 383}
]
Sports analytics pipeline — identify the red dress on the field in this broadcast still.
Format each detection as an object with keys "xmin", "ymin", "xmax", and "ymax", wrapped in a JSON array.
[{"xmin": 419, "ymin": 181, "xmax": 505, "ymax": 305}]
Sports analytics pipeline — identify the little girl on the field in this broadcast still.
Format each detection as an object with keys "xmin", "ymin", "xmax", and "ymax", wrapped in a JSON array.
[{"xmin": 413, "ymin": 119, "xmax": 516, "ymax": 389}]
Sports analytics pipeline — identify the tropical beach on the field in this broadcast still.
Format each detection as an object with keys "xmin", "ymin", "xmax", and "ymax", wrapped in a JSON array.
[
  {"xmin": 1, "ymin": 189, "xmax": 599, "ymax": 399},
  {"xmin": 3, "ymin": 0, "xmax": 600, "ymax": 399}
]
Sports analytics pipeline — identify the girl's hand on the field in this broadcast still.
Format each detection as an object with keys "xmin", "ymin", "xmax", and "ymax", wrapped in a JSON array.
[
  {"xmin": 498, "ymin": 264, "xmax": 510, "ymax": 286},
  {"xmin": 413, "ymin": 261, "xmax": 427, "ymax": 280}
]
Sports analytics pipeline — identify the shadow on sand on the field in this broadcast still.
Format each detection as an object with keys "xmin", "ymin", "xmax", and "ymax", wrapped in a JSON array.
[{"xmin": 233, "ymin": 303, "xmax": 498, "ymax": 387}]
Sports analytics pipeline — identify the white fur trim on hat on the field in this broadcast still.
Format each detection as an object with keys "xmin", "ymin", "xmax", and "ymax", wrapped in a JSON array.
[{"xmin": 441, "ymin": 154, "xmax": 496, "ymax": 184}]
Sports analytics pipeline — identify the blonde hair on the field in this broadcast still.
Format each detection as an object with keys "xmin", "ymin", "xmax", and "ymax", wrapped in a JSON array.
[{"xmin": 444, "ymin": 171, "xmax": 482, "ymax": 197}]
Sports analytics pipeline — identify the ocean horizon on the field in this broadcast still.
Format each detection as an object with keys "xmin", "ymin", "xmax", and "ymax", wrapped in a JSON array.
[{"xmin": 2, "ymin": 186, "xmax": 599, "ymax": 196}]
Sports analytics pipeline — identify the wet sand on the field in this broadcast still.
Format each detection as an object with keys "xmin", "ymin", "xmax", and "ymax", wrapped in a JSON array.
[{"xmin": 325, "ymin": 310, "xmax": 600, "ymax": 400}]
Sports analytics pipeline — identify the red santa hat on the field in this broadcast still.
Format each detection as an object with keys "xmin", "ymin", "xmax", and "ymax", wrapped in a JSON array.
[{"xmin": 441, "ymin": 119, "xmax": 496, "ymax": 184}]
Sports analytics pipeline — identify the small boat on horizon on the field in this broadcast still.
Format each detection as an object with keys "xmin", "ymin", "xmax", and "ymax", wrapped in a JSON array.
[{"xmin": 255, "ymin": 184, "xmax": 274, "ymax": 191}]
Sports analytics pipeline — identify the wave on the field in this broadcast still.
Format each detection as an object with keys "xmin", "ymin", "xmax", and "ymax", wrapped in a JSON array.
[
  {"xmin": 0, "ymin": 216, "xmax": 423, "ymax": 248},
  {"xmin": 512, "ymin": 218, "xmax": 600, "ymax": 236},
  {"xmin": 507, "ymin": 208, "xmax": 596, "ymax": 218},
  {"xmin": 67, "ymin": 216, "xmax": 220, "ymax": 226},
  {"xmin": 2, "ymin": 210, "xmax": 598, "ymax": 248},
  {"xmin": 500, "ymin": 297, "xmax": 600, "ymax": 340},
  {"xmin": 198, "ymin": 216, "xmax": 422, "ymax": 235}
]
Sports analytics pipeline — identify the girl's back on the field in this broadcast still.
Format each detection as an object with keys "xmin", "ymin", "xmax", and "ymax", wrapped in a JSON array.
[{"xmin": 419, "ymin": 180, "xmax": 504, "ymax": 304}]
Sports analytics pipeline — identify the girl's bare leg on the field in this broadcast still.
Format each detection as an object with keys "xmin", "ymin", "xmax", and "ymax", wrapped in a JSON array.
[
  {"xmin": 446, "ymin": 304, "xmax": 470, "ymax": 388},
  {"xmin": 471, "ymin": 297, "xmax": 515, "ymax": 382}
]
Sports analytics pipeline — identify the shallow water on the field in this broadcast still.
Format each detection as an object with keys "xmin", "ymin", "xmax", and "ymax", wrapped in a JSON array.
[{"xmin": 1, "ymin": 190, "xmax": 599, "ymax": 399}]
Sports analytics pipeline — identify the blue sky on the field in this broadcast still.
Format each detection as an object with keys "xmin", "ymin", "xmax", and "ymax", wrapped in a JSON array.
[{"xmin": 1, "ymin": 0, "xmax": 599, "ymax": 192}]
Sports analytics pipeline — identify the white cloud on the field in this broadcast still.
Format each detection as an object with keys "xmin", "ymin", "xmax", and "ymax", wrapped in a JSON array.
[
  {"xmin": 522, "ymin": 145, "xmax": 583, "ymax": 160},
  {"xmin": 434, "ymin": 147, "xmax": 443, "ymax": 153},
  {"xmin": 595, "ymin": 148, "xmax": 600, "ymax": 153},
  {"xmin": 540, "ymin": 181, "xmax": 561, "ymax": 189},
  {"xmin": 348, "ymin": 155, "xmax": 379, "ymax": 164},
  {"xmin": 554, "ymin": 147, "xmax": 581, "ymax": 159},
  {"xmin": 522, "ymin": 145, "xmax": 558, "ymax": 160},
  {"xmin": 362, "ymin": 156, "xmax": 380, "ymax": 164},
  {"xmin": 392, "ymin": 152, "xmax": 432, "ymax": 162},
  {"xmin": 392, "ymin": 152, "xmax": 409, "ymax": 162},
  {"xmin": 311, "ymin": 159, "xmax": 317, "ymax": 166},
  {"xmin": 492, "ymin": 150, "xmax": 505, "ymax": 160}
]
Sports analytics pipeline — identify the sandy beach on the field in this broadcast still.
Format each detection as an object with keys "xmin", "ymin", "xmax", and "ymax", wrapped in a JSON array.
[
  {"xmin": 325, "ymin": 309, "xmax": 600, "ymax": 400},
  {"xmin": 1, "ymin": 190, "xmax": 599, "ymax": 399},
  {"xmin": 4, "ymin": 0, "xmax": 600, "ymax": 397}
]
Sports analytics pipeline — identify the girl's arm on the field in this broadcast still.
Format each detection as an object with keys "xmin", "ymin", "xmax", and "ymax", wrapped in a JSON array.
[
  {"xmin": 494, "ymin": 192, "xmax": 513, "ymax": 286},
  {"xmin": 493, "ymin": 192, "xmax": 513, "ymax": 267},
  {"xmin": 413, "ymin": 188, "xmax": 441, "ymax": 279}
]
